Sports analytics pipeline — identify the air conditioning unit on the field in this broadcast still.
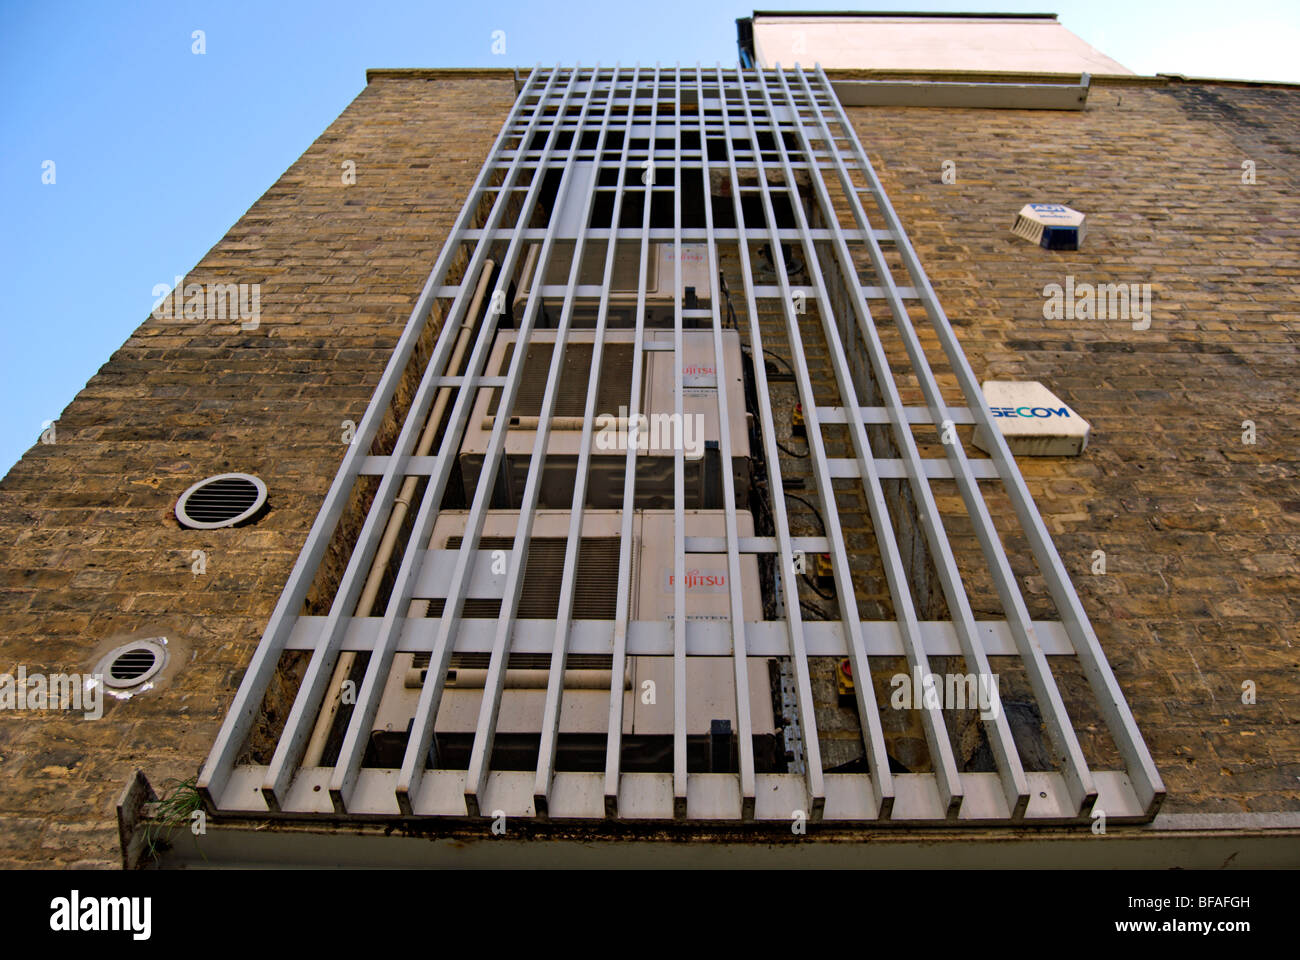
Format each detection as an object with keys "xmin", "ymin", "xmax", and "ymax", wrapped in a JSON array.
[
  {"xmin": 513, "ymin": 241, "xmax": 713, "ymax": 328},
  {"xmin": 369, "ymin": 509, "xmax": 776, "ymax": 770},
  {"xmin": 458, "ymin": 328, "xmax": 752, "ymax": 510}
]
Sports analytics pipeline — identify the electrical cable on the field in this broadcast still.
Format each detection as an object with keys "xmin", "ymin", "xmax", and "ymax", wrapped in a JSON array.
[
  {"xmin": 739, "ymin": 343, "xmax": 797, "ymax": 380},
  {"xmin": 762, "ymin": 349, "xmax": 797, "ymax": 378},
  {"xmin": 799, "ymin": 599, "xmax": 830, "ymax": 621},
  {"xmin": 719, "ymin": 269, "xmax": 739, "ymax": 330},
  {"xmin": 738, "ymin": 342, "xmax": 804, "ymax": 457},
  {"xmin": 783, "ymin": 491, "xmax": 828, "ymax": 535},
  {"xmin": 781, "ymin": 490, "xmax": 838, "ymax": 597},
  {"xmin": 802, "ymin": 573, "xmax": 836, "ymax": 601},
  {"xmin": 779, "ymin": 490, "xmax": 837, "ymax": 599}
]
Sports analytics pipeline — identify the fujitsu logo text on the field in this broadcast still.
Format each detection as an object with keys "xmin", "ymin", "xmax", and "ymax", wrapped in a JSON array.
[{"xmin": 666, "ymin": 569, "xmax": 726, "ymax": 589}]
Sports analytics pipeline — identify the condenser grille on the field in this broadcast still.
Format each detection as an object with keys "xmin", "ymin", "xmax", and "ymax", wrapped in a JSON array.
[
  {"xmin": 201, "ymin": 66, "xmax": 1163, "ymax": 835},
  {"xmin": 488, "ymin": 342, "xmax": 634, "ymax": 419},
  {"xmin": 542, "ymin": 243, "xmax": 644, "ymax": 289},
  {"xmin": 423, "ymin": 598, "xmax": 503, "ymax": 619},
  {"xmin": 438, "ymin": 536, "xmax": 619, "ymax": 619}
]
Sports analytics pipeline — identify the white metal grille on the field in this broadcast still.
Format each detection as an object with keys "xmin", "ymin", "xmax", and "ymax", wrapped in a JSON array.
[{"xmin": 198, "ymin": 66, "xmax": 1164, "ymax": 827}]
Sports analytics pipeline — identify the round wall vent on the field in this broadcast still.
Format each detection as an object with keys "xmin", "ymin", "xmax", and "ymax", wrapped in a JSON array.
[
  {"xmin": 175, "ymin": 473, "xmax": 267, "ymax": 529},
  {"xmin": 94, "ymin": 638, "xmax": 168, "ymax": 690}
]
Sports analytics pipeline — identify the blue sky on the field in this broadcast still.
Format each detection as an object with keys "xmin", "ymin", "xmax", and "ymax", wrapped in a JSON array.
[{"xmin": 3, "ymin": 0, "xmax": 1298, "ymax": 476}]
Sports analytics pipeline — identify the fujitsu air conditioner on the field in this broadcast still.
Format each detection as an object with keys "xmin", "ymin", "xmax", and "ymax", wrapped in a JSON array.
[
  {"xmin": 458, "ymin": 328, "xmax": 752, "ymax": 510},
  {"xmin": 513, "ymin": 241, "xmax": 713, "ymax": 328},
  {"xmin": 368, "ymin": 509, "xmax": 776, "ymax": 770}
]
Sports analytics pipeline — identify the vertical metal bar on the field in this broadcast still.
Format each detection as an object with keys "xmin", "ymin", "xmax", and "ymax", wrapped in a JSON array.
[
  {"xmin": 326, "ymin": 67, "xmax": 568, "ymax": 813},
  {"xmin": 816, "ymin": 64, "xmax": 1164, "ymax": 815},
  {"xmin": 744, "ymin": 64, "xmax": 962, "ymax": 817},
  {"xmin": 604, "ymin": 64, "xmax": 663, "ymax": 818},
  {"xmin": 670, "ymin": 67, "xmax": 689, "ymax": 817},
  {"xmin": 776, "ymin": 66, "xmax": 1030, "ymax": 818},
  {"xmin": 199, "ymin": 66, "xmax": 548, "ymax": 811},
  {"xmin": 392, "ymin": 65, "xmax": 594, "ymax": 814},
  {"xmin": 262, "ymin": 212, "xmax": 516, "ymax": 807},
  {"xmin": 794, "ymin": 67, "xmax": 1087, "ymax": 812},
  {"xmin": 465, "ymin": 65, "xmax": 618, "ymax": 815},
  {"xmin": 707, "ymin": 64, "xmax": 826, "ymax": 820},
  {"xmin": 693, "ymin": 65, "xmax": 757, "ymax": 820},
  {"xmin": 719, "ymin": 65, "xmax": 894, "ymax": 817},
  {"xmin": 534, "ymin": 64, "xmax": 641, "ymax": 816}
]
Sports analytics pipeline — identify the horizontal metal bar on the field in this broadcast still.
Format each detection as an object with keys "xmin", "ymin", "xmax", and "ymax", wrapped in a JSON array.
[
  {"xmin": 283, "ymin": 615, "xmax": 1076, "ymax": 658},
  {"xmin": 818, "ymin": 406, "xmax": 974, "ymax": 425},
  {"xmin": 538, "ymin": 285, "xmax": 605, "ymax": 298},
  {"xmin": 827, "ymin": 458, "xmax": 999, "ymax": 480},
  {"xmin": 683, "ymin": 536, "xmax": 829, "ymax": 553},
  {"xmin": 431, "ymin": 375, "xmax": 507, "ymax": 388},
  {"xmin": 752, "ymin": 285, "xmax": 919, "ymax": 300},
  {"xmin": 358, "ymin": 456, "xmax": 440, "ymax": 476},
  {"xmin": 212, "ymin": 768, "xmax": 1142, "ymax": 824},
  {"xmin": 460, "ymin": 227, "xmax": 893, "ymax": 243},
  {"xmin": 496, "ymin": 157, "xmax": 842, "ymax": 170}
]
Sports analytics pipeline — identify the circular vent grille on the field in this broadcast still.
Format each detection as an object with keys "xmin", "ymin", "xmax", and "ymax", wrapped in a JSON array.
[
  {"xmin": 175, "ymin": 473, "xmax": 267, "ymax": 529},
  {"xmin": 95, "ymin": 638, "xmax": 168, "ymax": 690}
]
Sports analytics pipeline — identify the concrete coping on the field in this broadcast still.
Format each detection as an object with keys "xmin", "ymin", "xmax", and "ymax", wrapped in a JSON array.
[{"xmin": 364, "ymin": 66, "xmax": 1300, "ymax": 91}]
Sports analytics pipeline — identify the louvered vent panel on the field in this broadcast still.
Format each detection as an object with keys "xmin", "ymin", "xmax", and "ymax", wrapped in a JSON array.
[
  {"xmin": 487, "ymin": 342, "xmax": 634, "ymax": 419},
  {"xmin": 430, "ymin": 535, "xmax": 619, "ymax": 620}
]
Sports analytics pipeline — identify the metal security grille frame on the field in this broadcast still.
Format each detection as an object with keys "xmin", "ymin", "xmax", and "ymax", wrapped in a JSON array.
[{"xmin": 198, "ymin": 65, "xmax": 1165, "ymax": 827}]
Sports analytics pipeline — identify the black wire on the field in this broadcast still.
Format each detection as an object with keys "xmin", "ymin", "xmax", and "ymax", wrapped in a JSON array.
[
  {"xmin": 735, "ymin": 343, "xmax": 804, "ymax": 458},
  {"xmin": 783, "ymin": 491, "xmax": 828, "ymax": 535},
  {"xmin": 719, "ymin": 270, "xmax": 738, "ymax": 330},
  {"xmin": 738, "ymin": 344, "xmax": 804, "ymax": 457},
  {"xmin": 782, "ymin": 489, "xmax": 836, "ymax": 598},
  {"xmin": 762, "ymin": 349, "xmax": 797, "ymax": 376},
  {"xmin": 740, "ymin": 343, "xmax": 797, "ymax": 379},
  {"xmin": 763, "ymin": 350, "xmax": 797, "ymax": 377},
  {"xmin": 803, "ymin": 572, "xmax": 836, "ymax": 601},
  {"xmin": 774, "ymin": 438, "xmax": 809, "ymax": 459},
  {"xmin": 799, "ymin": 599, "xmax": 830, "ymax": 621}
]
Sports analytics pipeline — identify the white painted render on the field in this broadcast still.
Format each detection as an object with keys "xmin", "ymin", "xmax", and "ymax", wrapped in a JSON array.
[{"xmin": 753, "ymin": 15, "xmax": 1134, "ymax": 75}]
